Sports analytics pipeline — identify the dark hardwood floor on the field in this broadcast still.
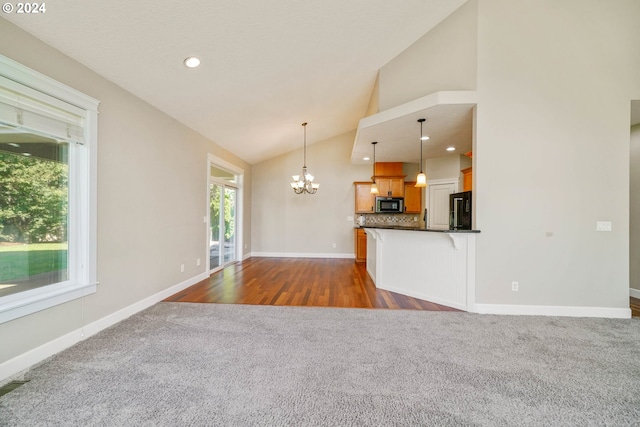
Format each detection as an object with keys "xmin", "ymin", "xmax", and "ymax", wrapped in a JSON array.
[
  {"xmin": 631, "ymin": 297, "xmax": 640, "ymax": 318},
  {"xmin": 165, "ymin": 257, "xmax": 460, "ymax": 311},
  {"xmin": 165, "ymin": 257, "xmax": 640, "ymax": 316}
]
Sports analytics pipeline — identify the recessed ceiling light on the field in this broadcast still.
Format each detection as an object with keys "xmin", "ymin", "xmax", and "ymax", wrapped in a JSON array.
[
  {"xmin": 8, "ymin": 143, "xmax": 20, "ymax": 147},
  {"xmin": 420, "ymin": 136, "xmax": 430, "ymax": 141},
  {"xmin": 446, "ymin": 146, "xmax": 456, "ymax": 151},
  {"xmin": 22, "ymin": 153, "xmax": 32, "ymax": 157},
  {"xmin": 184, "ymin": 57, "xmax": 201, "ymax": 68},
  {"xmin": 363, "ymin": 156, "xmax": 370, "ymax": 161}
]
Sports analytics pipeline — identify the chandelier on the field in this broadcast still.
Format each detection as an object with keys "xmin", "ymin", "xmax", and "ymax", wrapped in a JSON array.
[{"xmin": 290, "ymin": 122, "xmax": 319, "ymax": 194}]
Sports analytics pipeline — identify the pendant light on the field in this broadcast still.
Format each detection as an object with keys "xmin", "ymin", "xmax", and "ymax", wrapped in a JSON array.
[
  {"xmin": 415, "ymin": 118, "xmax": 428, "ymax": 188},
  {"xmin": 290, "ymin": 122, "xmax": 319, "ymax": 194},
  {"xmin": 370, "ymin": 141, "xmax": 379, "ymax": 194}
]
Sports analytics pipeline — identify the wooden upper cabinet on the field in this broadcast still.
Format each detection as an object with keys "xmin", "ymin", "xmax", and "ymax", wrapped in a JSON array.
[
  {"xmin": 461, "ymin": 167, "xmax": 472, "ymax": 192},
  {"xmin": 403, "ymin": 182, "xmax": 422, "ymax": 213},
  {"xmin": 355, "ymin": 163, "xmax": 406, "ymax": 212},
  {"xmin": 354, "ymin": 182, "xmax": 375, "ymax": 213},
  {"xmin": 376, "ymin": 177, "xmax": 404, "ymax": 198},
  {"xmin": 374, "ymin": 162, "xmax": 403, "ymax": 177}
]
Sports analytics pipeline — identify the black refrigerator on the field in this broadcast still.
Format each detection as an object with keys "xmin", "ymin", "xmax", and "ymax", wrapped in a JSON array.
[{"xmin": 449, "ymin": 191, "xmax": 472, "ymax": 230}]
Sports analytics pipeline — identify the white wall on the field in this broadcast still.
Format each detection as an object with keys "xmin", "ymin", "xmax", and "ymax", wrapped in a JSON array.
[
  {"xmin": 631, "ymin": 124, "xmax": 640, "ymax": 292},
  {"xmin": 251, "ymin": 131, "xmax": 370, "ymax": 256},
  {"xmin": 374, "ymin": 0, "xmax": 639, "ymax": 313},
  {"xmin": 0, "ymin": 20, "xmax": 251, "ymax": 367},
  {"xmin": 378, "ymin": 0, "xmax": 478, "ymax": 111},
  {"xmin": 425, "ymin": 154, "xmax": 469, "ymax": 181},
  {"xmin": 474, "ymin": 0, "xmax": 640, "ymax": 308}
]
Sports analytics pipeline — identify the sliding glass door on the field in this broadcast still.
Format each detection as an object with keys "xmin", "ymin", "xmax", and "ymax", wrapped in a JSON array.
[
  {"xmin": 222, "ymin": 187, "xmax": 236, "ymax": 264},
  {"xmin": 209, "ymin": 176, "xmax": 237, "ymax": 271}
]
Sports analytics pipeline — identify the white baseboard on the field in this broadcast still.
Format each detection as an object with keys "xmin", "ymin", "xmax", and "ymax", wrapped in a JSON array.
[
  {"xmin": 0, "ymin": 271, "xmax": 208, "ymax": 385},
  {"xmin": 475, "ymin": 303, "xmax": 632, "ymax": 319},
  {"xmin": 251, "ymin": 252, "xmax": 355, "ymax": 259},
  {"xmin": 630, "ymin": 288, "xmax": 640, "ymax": 299}
]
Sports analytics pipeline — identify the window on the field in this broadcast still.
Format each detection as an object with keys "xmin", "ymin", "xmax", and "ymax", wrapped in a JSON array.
[
  {"xmin": 0, "ymin": 55, "xmax": 99, "ymax": 323},
  {"xmin": 0, "ymin": 127, "xmax": 69, "ymax": 296}
]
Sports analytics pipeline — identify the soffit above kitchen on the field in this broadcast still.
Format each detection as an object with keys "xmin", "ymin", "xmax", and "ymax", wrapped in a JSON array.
[
  {"xmin": 1, "ymin": 0, "xmax": 468, "ymax": 165},
  {"xmin": 351, "ymin": 91, "xmax": 477, "ymax": 165}
]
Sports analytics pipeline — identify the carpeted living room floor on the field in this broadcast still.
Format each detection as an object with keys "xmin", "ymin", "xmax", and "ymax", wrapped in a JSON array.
[{"xmin": 1, "ymin": 303, "xmax": 639, "ymax": 426}]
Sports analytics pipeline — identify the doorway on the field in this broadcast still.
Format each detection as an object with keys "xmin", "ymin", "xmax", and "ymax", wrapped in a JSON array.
[
  {"xmin": 209, "ymin": 184, "xmax": 236, "ymax": 270},
  {"xmin": 208, "ymin": 156, "xmax": 243, "ymax": 273}
]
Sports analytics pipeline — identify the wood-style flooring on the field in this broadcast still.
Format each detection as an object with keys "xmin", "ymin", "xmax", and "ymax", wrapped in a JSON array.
[
  {"xmin": 165, "ymin": 257, "xmax": 460, "ymax": 311},
  {"xmin": 165, "ymin": 257, "xmax": 640, "ymax": 316},
  {"xmin": 631, "ymin": 297, "xmax": 640, "ymax": 318}
]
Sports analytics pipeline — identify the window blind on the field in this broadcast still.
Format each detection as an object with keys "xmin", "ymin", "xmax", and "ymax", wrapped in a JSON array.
[{"xmin": 0, "ymin": 76, "xmax": 85, "ymax": 144}]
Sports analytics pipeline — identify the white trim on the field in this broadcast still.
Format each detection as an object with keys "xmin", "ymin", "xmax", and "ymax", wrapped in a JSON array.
[
  {"xmin": 475, "ymin": 303, "xmax": 631, "ymax": 319},
  {"xmin": 630, "ymin": 288, "xmax": 640, "ymax": 299},
  {"xmin": 207, "ymin": 154, "xmax": 244, "ymax": 176},
  {"xmin": 252, "ymin": 252, "xmax": 355, "ymax": 259},
  {"xmin": 426, "ymin": 178, "xmax": 460, "ymax": 186},
  {"xmin": 0, "ymin": 282, "xmax": 97, "ymax": 324},
  {"xmin": 0, "ymin": 272, "xmax": 207, "ymax": 385},
  {"xmin": 0, "ymin": 55, "xmax": 99, "ymax": 110}
]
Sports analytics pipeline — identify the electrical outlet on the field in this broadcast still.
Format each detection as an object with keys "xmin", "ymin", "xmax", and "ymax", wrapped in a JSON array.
[
  {"xmin": 512, "ymin": 281, "xmax": 519, "ymax": 291},
  {"xmin": 332, "ymin": 242, "xmax": 336, "ymax": 248},
  {"xmin": 596, "ymin": 221, "xmax": 612, "ymax": 232},
  {"xmin": 180, "ymin": 264, "xmax": 185, "ymax": 273},
  {"xmin": 196, "ymin": 258, "xmax": 201, "ymax": 266}
]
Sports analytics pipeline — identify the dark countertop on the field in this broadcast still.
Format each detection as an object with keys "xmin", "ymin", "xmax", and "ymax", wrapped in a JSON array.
[{"xmin": 356, "ymin": 225, "xmax": 480, "ymax": 233}]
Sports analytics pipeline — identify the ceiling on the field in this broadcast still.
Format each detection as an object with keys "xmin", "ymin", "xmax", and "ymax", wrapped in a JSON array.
[
  {"xmin": 351, "ymin": 92, "xmax": 476, "ymax": 165},
  {"xmin": 2, "ymin": 0, "xmax": 467, "ymax": 165}
]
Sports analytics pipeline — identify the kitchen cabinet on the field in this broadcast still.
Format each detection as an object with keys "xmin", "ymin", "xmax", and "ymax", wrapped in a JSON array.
[
  {"xmin": 376, "ymin": 177, "xmax": 404, "ymax": 197},
  {"xmin": 403, "ymin": 182, "xmax": 422, "ymax": 213},
  {"xmin": 354, "ymin": 228, "xmax": 367, "ymax": 263},
  {"xmin": 462, "ymin": 167, "xmax": 472, "ymax": 192},
  {"xmin": 374, "ymin": 162, "xmax": 403, "ymax": 177},
  {"xmin": 354, "ymin": 182, "xmax": 375, "ymax": 213}
]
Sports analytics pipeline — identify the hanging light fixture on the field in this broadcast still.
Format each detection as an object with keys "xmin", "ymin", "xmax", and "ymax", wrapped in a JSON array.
[
  {"xmin": 415, "ymin": 118, "xmax": 428, "ymax": 188},
  {"xmin": 290, "ymin": 122, "xmax": 319, "ymax": 194},
  {"xmin": 370, "ymin": 141, "xmax": 379, "ymax": 194}
]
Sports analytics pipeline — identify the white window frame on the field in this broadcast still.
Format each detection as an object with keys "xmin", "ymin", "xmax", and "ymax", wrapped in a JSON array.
[{"xmin": 0, "ymin": 55, "xmax": 99, "ymax": 324}]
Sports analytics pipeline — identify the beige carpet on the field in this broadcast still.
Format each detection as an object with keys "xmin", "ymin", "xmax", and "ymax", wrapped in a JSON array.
[{"xmin": 1, "ymin": 303, "xmax": 639, "ymax": 426}]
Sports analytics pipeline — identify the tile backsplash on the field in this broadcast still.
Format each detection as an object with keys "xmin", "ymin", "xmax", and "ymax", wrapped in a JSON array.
[{"xmin": 355, "ymin": 213, "xmax": 422, "ymax": 228}]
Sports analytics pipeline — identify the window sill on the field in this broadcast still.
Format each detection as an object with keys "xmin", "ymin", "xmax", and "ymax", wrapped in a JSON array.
[{"xmin": 0, "ymin": 282, "xmax": 97, "ymax": 324}]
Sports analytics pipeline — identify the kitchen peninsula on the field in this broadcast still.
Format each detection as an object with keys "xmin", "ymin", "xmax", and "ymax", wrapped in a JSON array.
[{"xmin": 362, "ymin": 226, "xmax": 479, "ymax": 312}]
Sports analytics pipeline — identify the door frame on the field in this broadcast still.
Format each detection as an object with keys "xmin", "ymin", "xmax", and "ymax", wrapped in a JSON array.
[{"xmin": 207, "ymin": 154, "xmax": 244, "ymax": 273}]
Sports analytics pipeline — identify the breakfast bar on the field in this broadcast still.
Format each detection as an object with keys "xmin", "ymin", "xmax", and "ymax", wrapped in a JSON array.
[{"xmin": 363, "ymin": 226, "xmax": 480, "ymax": 312}]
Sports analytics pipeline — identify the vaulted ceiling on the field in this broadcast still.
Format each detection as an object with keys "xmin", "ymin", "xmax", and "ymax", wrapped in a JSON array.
[{"xmin": 2, "ymin": 0, "xmax": 467, "ymax": 164}]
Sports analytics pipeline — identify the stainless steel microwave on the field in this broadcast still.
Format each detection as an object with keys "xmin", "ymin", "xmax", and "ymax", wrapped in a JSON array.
[{"xmin": 375, "ymin": 197, "xmax": 404, "ymax": 213}]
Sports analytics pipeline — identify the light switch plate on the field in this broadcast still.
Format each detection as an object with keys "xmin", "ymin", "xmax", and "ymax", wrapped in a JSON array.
[{"xmin": 596, "ymin": 221, "xmax": 612, "ymax": 232}]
